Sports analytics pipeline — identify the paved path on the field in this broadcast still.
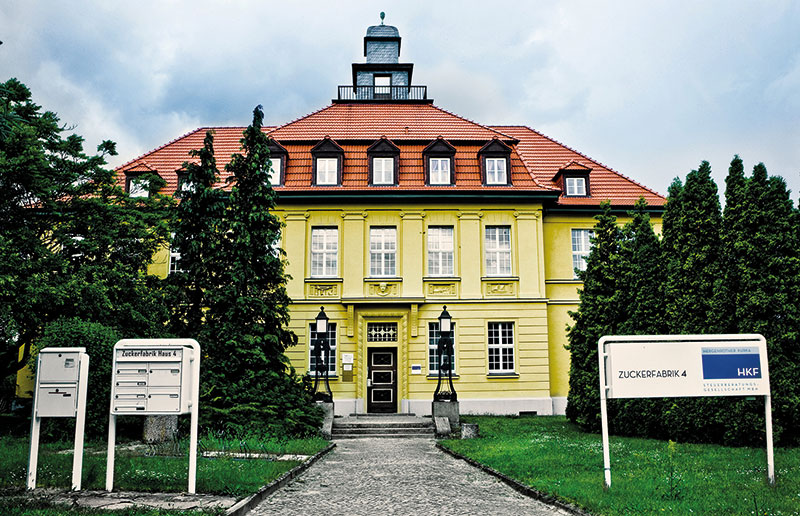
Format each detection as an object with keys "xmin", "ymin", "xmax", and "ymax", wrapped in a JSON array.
[{"xmin": 251, "ymin": 438, "xmax": 571, "ymax": 516}]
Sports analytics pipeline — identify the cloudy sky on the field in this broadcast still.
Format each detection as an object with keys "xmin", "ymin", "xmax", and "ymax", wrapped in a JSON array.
[{"xmin": 3, "ymin": 1, "xmax": 799, "ymax": 200}]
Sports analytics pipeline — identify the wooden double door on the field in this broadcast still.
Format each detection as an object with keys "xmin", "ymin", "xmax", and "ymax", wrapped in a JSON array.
[{"xmin": 367, "ymin": 348, "xmax": 397, "ymax": 413}]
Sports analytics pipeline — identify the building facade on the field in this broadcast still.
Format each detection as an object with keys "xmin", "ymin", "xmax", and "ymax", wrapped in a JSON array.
[{"xmin": 115, "ymin": 22, "xmax": 665, "ymax": 416}]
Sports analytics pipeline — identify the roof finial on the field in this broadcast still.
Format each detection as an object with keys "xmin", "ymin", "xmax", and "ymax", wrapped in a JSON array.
[{"xmin": 380, "ymin": 12, "xmax": 385, "ymax": 25}]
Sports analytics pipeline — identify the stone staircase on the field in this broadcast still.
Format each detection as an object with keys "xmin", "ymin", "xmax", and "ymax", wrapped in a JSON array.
[{"xmin": 331, "ymin": 414, "xmax": 435, "ymax": 439}]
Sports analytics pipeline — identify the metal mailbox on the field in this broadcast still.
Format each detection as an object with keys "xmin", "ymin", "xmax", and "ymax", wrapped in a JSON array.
[
  {"xmin": 106, "ymin": 339, "xmax": 200, "ymax": 494},
  {"xmin": 109, "ymin": 344, "xmax": 192, "ymax": 415},
  {"xmin": 28, "ymin": 347, "xmax": 89, "ymax": 491}
]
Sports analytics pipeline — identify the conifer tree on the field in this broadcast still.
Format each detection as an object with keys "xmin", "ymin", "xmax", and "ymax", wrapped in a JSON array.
[
  {"xmin": 662, "ymin": 161, "xmax": 722, "ymax": 334},
  {"xmin": 566, "ymin": 201, "xmax": 622, "ymax": 431}
]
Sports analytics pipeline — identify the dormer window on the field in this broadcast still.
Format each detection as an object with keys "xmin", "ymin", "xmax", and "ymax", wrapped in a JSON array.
[
  {"xmin": 429, "ymin": 158, "xmax": 451, "ymax": 185},
  {"xmin": 478, "ymin": 139, "xmax": 513, "ymax": 186},
  {"xmin": 485, "ymin": 158, "xmax": 507, "ymax": 185},
  {"xmin": 266, "ymin": 138, "xmax": 288, "ymax": 187},
  {"xmin": 367, "ymin": 137, "xmax": 400, "ymax": 186},
  {"xmin": 565, "ymin": 176, "xmax": 587, "ymax": 196},
  {"xmin": 311, "ymin": 138, "xmax": 344, "ymax": 186},
  {"xmin": 176, "ymin": 173, "xmax": 195, "ymax": 198},
  {"xmin": 423, "ymin": 138, "xmax": 456, "ymax": 186},
  {"xmin": 316, "ymin": 158, "xmax": 338, "ymax": 185},
  {"xmin": 127, "ymin": 176, "xmax": 149, "ymax": 198}
]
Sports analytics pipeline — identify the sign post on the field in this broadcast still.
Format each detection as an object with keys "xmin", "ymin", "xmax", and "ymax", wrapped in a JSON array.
[
  {"xmin": 27, "ymin": 347, "xmax": 90, "ymax": 491},
  {"xmin": 598, "ymin": 334, "xmax": 773, "ymax": 488},
  {"xmin": 105, "ymin": 339, "xmax": 200, "ymax": 493}
]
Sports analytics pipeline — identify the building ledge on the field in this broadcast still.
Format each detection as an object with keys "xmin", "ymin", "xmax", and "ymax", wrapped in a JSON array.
[{"xmin": 487, "ymin": 373, "xmax": 519, "ymax": 379}]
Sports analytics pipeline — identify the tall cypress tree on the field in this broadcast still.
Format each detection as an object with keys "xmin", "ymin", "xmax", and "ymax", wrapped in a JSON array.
[
  {"xmin": 662, "ymin": 161, "xmax": 722, "ymax": 334},
  {"xmin": 566, "ymin": 201, "xmax": 622, "ymax": 431}
]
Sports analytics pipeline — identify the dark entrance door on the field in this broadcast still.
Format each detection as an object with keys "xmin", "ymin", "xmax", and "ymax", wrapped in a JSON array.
[{"xmin": 367, "ymin": 348, "xmax": 397, "ymax": 413}]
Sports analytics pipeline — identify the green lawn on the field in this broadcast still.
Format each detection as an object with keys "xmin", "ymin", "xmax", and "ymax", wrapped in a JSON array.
[
  {"xmin": 0, "ymin": 497, "xmax": 222, "ymax": 516},
  {"xmin": 0, "ymin": 435, "xmax": 329, "ymax": 497},
  {"xmin": 441, "ymin": 416, "xmax": 800, "ymax": 516}
]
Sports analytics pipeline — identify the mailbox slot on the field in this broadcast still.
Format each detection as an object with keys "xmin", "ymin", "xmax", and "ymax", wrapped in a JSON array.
[
  {"xmin": 149, "ymin": 364, "xmax": 182, "ymax": 386},
  {"xmin": 114, "ymin": 400, "xmax": 147, "ymax": 412},
  {"xmin": 115, "ymin": 363, "xmax": 148, "ymax": 378},
  {"xmin": 37, "ymin": 385, "xmax": 77, "ymax": 417},
  {"xmin": 114, "ymin": 387, "xmax": 147, "ymax": 400},
  {"xmin": 147, "ymin": 387, "xmax": 181, "ymax": 412},
  {"xmin": 115, "ymin": 380, "xmax": 147, "ymax": 388},
  {"xmin": 39, "ymin": 352, "xmax": 81, "ymax": 383}
]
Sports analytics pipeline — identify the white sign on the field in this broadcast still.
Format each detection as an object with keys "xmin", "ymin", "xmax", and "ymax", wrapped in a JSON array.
[
  {"xmin": 106, "ymin": 339, "xmax": 201, "ymax": 494},
  {"xmin": 604, "ymin": 339, "xmax": 770, "ymax": 399},
  {"xmin": 28, "ymin": 347, "xmax": 90, "ymax": 491},
  {"xmin": 341, "ymin": 353, "xmax": 354, "ymax": 364},
  {"xmin": 598, "ymin": 334, "xmax": 774, "ymax": 489}
]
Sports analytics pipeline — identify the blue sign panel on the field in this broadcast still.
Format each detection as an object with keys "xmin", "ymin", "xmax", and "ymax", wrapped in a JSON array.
[{"xmin": 701, "ymin": 350, "xmax": 761, "ymax": 380}]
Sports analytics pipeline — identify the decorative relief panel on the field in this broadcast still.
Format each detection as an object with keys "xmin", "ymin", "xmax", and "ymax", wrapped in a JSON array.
[
  {"xmin": 427, "ymin": 283, "xmax": 457, "ymax": 297},
  {"xmin": 484, "ymin": 282, "xmax": 515, "ymax": 296},
  {"xmin": 307, "ymin": 283, "xmax": 339, "ymax": 298},
  {"xmin": 367, "ymin": 282, "xmax": 399, "ymax": 297}
]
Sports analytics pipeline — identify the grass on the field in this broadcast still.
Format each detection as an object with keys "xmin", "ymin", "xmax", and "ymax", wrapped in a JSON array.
[
  {"xmin": 0, "ymin": 434, "xmax": 330, "ymax": 498},
  {"xmin": 441, "ymin": 416, "xmax": 800, "ymax": 516},
  {"xmin": 0, "ymin": 497, "xmax": 222, "ymax": 516}
]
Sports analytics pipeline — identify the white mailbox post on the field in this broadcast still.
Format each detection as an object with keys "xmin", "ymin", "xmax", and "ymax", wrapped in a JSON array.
[
  {"xmin": 27, "ymin": 347, "xmax": 90, "ymax": 491},
  {"xmin": 105, "ymin": 339, "xmax": 200, "ymax": 493}
]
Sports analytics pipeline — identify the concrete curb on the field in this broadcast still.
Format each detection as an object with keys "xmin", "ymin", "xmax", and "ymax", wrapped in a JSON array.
[
  {"xmin": 435, "ymin": 443, "xmax": 590, "ymax": 516},
  {"xmin": 225, "ymin": 442, "xmax": 336, "ymax": 516}
]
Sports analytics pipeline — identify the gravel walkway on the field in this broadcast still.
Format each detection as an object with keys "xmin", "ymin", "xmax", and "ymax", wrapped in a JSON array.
[{"xmin": 250, "ymin": 438, "xmax": 571, "ymax": 516}]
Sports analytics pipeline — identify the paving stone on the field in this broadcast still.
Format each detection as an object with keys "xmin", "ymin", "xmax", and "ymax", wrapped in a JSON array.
[{"xmin": 251, "ymin": 438, "xmax": 571, "ymax": 515}]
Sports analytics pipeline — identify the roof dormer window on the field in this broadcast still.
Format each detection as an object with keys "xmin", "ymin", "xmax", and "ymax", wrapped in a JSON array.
[
  {"xmin": 565, "ymin": 176, "xmax": 587, "ymax": 196},
  {"xmin": 423, "ymin": 138, "xmax": 456, "ymax": 186},
  {"xmin": 478, "ymin": 139, "xmax": 513, "ymax": 186},
  {"xmin": 367, "ymin": 137, "xmax": 400, "ymax": 186},
  {"xmin": 265, "ymin": 138, "xmax": 288, "ymax": 187},
  {"xmin": 311, "ymin": 137, "xmax": 344, "ymax": 186},
  {"xmin": 127, "ymin": 176, "xmax": 149, "ymax": 198}
]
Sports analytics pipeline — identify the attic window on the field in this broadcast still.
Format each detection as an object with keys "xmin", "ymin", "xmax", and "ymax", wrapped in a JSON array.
[
  {"xmin": 127, "ymin": 175, "xmax": 149, "ymax": 198},
  {"xmin": 564, "ymin": 174, "xmax": 589, "ymax": 197},
  {"xmin": 311, "ymin": 138, "xmax": 344, "ymax": 186},
  {"xmin": 367, "ymin": 138, "xmax": 400, "ymax": 186},
  {"xmin": 176, "ymin": 174, "xmax": 195, "ymax": 198},
  {"xmin": 478, "ymin": 139, "xmax": 513, "ymax": 187},
  {"xmin": 423, "ymin": 138, "xmax": 456, "ymax": 186},
  {"xmin": 266, "ymin": 139, "xmax": 288, "ymax": 187},
  {"xmin": 268, "ymin": 157, "xmax": 282, "ymax": 186}
]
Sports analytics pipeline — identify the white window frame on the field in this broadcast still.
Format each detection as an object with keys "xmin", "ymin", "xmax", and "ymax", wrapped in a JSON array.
[
  {"xmin": 309, "ymin": 322, "xmax": 337, "ymax": 376},
  {"xmin": 169, "ymin": 247, "xmax": 184, "ymax": 274},
  {"xmin": 565, "ymin": 176, "xmax": 587, "ymax": 196},
  {"xmin": 310, "ymin": 228, "xmax": 338, "ymax": 278},
  {"xmin": 484, "ymin": 226, "xmax": 512, "ymax": 276},
  {"xmin": 485, "ymin": 157, "xmax": 507, "ymax": 185},
  {"xmin": 427, "ymin": 226, "xmax": 454, "ymax": 277},
  {"xmin": 488, "ymin": 321, "xmax": 515, "ymax": 374},
  {"xmin": 372, "ymin": 157, "xmax": 394, "ymax": 185},
  {"xmin": 572, "ymin": 229, "xmax": 593, "ymax": 278},
  {"xmin": 429, "ymin": 158, "xmax": 451, "ymax": 185},
  {"xmin": 268, "ymin": 157, "xmax": 281, "ymax": 186},
  {"xmin": 374, "ymin": 75, "xmax": 391, "ymax": 97},
  {"xmin": 316, "ymin": 158, "xmax": 338, "ymax": 185},
  {"xmin": 428, "ymin": 321, "xmax": 456, "ymax": 375},
  {"xmin": 369, "ymin": 227, "xmax": 397, "ymax": 277},
  {"xmin": 128, "ymin": 177, "xmax": 148, "ymax": 198}
]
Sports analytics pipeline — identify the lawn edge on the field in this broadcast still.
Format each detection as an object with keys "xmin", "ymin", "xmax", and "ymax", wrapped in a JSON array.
[
  {"xmin": 436, "ymin": 442, "xmax": 592, "ymax": 516},
  {"xmin": 224, "ymin": 442, "xmax": 336, "ymax": 516}
]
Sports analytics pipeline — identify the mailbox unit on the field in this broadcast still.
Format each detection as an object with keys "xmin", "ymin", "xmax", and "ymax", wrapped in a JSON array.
[
  {"xmin": 110, "ymin": 345, "xmax": 193, "ymax": 414},
  {"xmin": 28, "ymin": 347, "xmax": 90, "ymax": 491},
  {"xmin": 106, "ymin": 339, "xmax": 200, "ymax": 494}
]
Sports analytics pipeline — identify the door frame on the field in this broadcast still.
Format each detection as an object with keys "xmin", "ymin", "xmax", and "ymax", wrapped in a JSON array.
[
  {"xmin": 367, "ymin": 347, "xmax": 398, "ymax": 413},
  {"xmin": 357, "ymin": 312, "xmax": 407, "ymax": 414}
]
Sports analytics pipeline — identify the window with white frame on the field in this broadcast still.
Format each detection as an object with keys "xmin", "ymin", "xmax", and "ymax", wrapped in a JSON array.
[
  {"xmin": 309, "ymin": 322, "xmax": 337, "ymax": 375},
  {"xmin": 372, "ymin": 157, "xmax": 394, "ymax": 185},
  {"xmin": 176, "ymin": 175, "xmax": 195, "ymax": 198},
  {"xmin": 572, "ymin": 229, "xmax": 593, "ymax": 277},
  {"xmin": 485, "ymin": 157, "xmax": 507, "ymax": 185},
  {"xmin": 374, "ymin": 75, "xmax": 391, "ymax": 98},
  {"xmin": 488, "ymin": 322, "xmax": 514, "ymax": 373},
  {"xmin": 429, "ymin": 158, "xmax": 451, "ymax": 185},
  {"xmin": 565, "ymin": 176, "xmax": 587, "ymax": 196},
  {"xmin": 369, "ymin": 227, "xmax": 397, "ymax": 277},
  {"xmin": 310, "ymin": 228, "xmax": 338, "ymax": 277},
  {"xmin": 268, "ymin": 157, "xmax": 281, "ymax": 186},
  {"xmin": 169, "ymin": 246, "xmax": 184, "ymax": 274},
  {"xmin": 428, "ymin": 321, "xmax": 456, "ymax": 374},
  {"xmin": 316, "ymin": 158, "xmax": 338, "ymax": 185},
  {"xmin": 485, "ymin": 226, "xmax": 511, "ymax": 276},
  {"xmin": 128, "ymin": 177, "xmax": 148, "ymax": 198},
  {"xmin": 427, "ymin": 226, "xmax": 454, "ymax": 276}
]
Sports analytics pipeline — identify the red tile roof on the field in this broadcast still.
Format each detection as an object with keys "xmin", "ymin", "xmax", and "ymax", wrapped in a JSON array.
[{"xmin": 116, "ymin": 105, "xmax": 665, "ymax": 207}]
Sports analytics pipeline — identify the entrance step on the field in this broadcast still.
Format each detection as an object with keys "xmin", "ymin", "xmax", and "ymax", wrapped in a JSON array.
[{"xmin": 331, "ymin": 415, "xmax": 434, "ymax": 439}]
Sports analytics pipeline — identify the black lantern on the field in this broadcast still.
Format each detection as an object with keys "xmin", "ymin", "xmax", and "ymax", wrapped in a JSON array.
[
  {"xmin": 312, "ymin": 306, "xmax": 333, "ymax": 403},
  {"xmin": 433, "ymin": 305, "xmax": 457, "ymax": 402}
]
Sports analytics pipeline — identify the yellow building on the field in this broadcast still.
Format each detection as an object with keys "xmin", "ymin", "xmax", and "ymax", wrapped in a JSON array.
[{"xmin": 115, "ymin": 22, "xmax": 665, "ymax": 416}]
